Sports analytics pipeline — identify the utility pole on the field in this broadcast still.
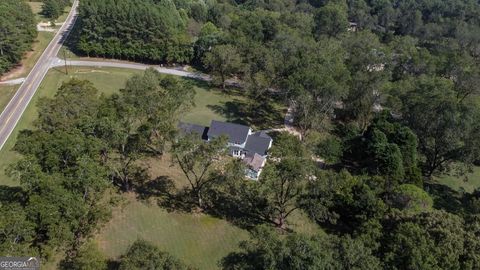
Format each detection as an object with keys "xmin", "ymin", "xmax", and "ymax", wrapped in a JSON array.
[{"xmin": 63, "ymin": 48, "xmax": 68, "ymax": 74}]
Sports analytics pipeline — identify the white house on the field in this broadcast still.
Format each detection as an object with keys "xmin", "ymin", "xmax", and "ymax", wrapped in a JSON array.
[{"xmin": 179, "ymin": 120, "xmax": 273, "ymax": 180}]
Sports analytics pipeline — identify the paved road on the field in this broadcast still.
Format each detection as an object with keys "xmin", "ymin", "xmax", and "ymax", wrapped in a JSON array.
[{"xmin": 0, "ymin": 0, "xmax": 79, "ymax": 150}]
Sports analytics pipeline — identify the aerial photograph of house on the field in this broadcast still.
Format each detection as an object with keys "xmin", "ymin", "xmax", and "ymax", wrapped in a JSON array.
[{"xmin": 179, "ymin": 120, "xmax": 273, "ymax": 179}]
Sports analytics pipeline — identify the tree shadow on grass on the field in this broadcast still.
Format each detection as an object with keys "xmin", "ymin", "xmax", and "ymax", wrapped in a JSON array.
[
  {"xmin": 135, "ymin": 176, "xmax": 196, "ymax": 212},
  {"xmin": 207, "ymin": 98, "xmax": 284, "ymax": 130},
  {"xmin": 424, "ymin": 182, "xmax": 465, "ymax": 215},
  {"xmin": 135, "ymin": 175, "xmax": 267, "ymax": 229}
]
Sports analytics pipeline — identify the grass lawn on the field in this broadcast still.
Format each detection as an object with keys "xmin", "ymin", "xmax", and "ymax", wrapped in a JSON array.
[
  {"xmin": 434, "ymin": 166, "xmax": 480, "ymax": 193},
  {"xmin": 0, "ymin": 85, "xmax": 19, "ymax": 113},
  {"xmin": 95, "ymin": 195, "xmax": 249, "ymax": 270},
  {"xmin": 27, "ymin": 1, "xmax": 71, "ymax": 23},
  {"xmin": 182, "ymin": 82, "xmax": 248, "ymax": 127}
]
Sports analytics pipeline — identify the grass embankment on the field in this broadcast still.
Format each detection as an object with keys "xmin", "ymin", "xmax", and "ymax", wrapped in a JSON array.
[{"xmin": 0, "ymin": 85, "xmax": 19, "ymax": 113}]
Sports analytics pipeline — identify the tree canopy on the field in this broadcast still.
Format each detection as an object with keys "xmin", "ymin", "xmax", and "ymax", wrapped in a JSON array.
[{"xmin": 0, "ymin": 0, "xmax": 36, "ymax": 76}]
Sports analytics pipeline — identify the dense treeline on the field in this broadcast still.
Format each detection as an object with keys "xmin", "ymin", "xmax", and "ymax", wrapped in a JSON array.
[
  {"xmin": 74, "ymin": 0, "xmax": 192, "ymax": 63},
  {"xmin": 71, "ymin": 0, "xmax": 480, "ymax": 178},
  {"xmin": 0, "ymin": 0, "xmax": 36, "ymax": 76}
]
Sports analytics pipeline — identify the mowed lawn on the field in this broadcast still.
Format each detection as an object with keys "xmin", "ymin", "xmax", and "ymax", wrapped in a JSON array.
[
  {"xmin": 95, "ymin": 195, "xmax": 249, "ymax": 270},
  {"xmin": 435, "ymin": 166, "xmax": 480, "ymax": 193}
]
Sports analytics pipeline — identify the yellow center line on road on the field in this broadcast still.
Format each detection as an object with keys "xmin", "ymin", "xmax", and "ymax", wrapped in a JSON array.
[
  {"xmin": 0, "ymin": 0, "xmax": 77, "ymax": 150},
  {"xmin": 0, "ymin": 47, "xmax": 54, "ymax": 134}
]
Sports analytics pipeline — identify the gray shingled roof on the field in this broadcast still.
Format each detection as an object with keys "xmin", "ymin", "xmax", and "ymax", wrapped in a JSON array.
[
  {"xmin": 244, "ymin": 131, "xmax": 272, "ymax": 156},
  {"xmin": 178, "ymin": 122, "xmax": 208, "ymax": 140},
  {"xmin": 243, "ymin": 153, "xmax": 266, "ymax": 171},
  {"xmin": 207, "ymin": 120, "xmax": 250, "ymax": 144}
]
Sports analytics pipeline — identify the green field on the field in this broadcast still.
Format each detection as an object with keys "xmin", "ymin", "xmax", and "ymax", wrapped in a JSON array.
[
  {"xmin": 435, "ymin": 166, "xmax": 480, "ymax": 193},
  {"xmin": 95, "ymin": 196, "xmax": 249, "ymax": 270}
]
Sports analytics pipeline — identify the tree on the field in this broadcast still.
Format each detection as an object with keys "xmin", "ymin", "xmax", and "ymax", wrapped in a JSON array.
[
  {"xmin": 341, "ymin": 30, "xmax": 390, "ymax": 131},
  {"xmin": 268, "ymin": 132, "xmax": 309, "ymax": 159},
  {"xmin": 203, "ymin": 44, "xmax": 243, "ymax": 89},
  {"xmin": 61, "ymin": 241, "xmax": 107, "ymax": 270},
  {"xmin": 383, "ymin": 222, "xmax": 438, "ymax": 269},
  {"xmin": 0, "ymin": 0, "xmax": 36, "ymax": 76},
  {"xmin": 312, "ymin": 134, "xmax": 343, "ymax": 164},
  {"xmin": 300, "ymin": 170, "xmax": 387, "ymax": 235},
  {"xmin": 342, "ymin": 112, "xmax": 422, "ymax": 185},
  {"xmin": 462, "ymin": 215, "xmax": 480, "ymax": 270},
  {"xmin": 76, "ymin": 0, "xmax": 190, "ymax": 63},
  {"xmin": 0, "ymin": 202, "xmax": 35, "ymax": 256},
  {"xmin": 388, "ymin": 184, "xmax": 433, "ymax": 214},
  {"xmin": 94, "ymin": 69, "xmax": 195, "ymax": 191},
  {"xmin": 259, "ymin": 158, "xmax": 309, "ymax": 229},
  {"xmin": 42, "ymin": 0, "xmax": 64, "ymax": 20},
  {"xmin": 314, "ymin": 2, "xmax": 349, "ymax": 37},
  {"xmin": 382, "ymin": 210, "xmax": 466, "ymax": 270},
  {"xmin": 120, "ymin": 69, "xmax": 194, "ymax": 156},
  {"xmin": 172, "ymin": 134, "xmax": 227, "ymax": 209},
  {"xmin": 298, "ymin": 170, "xmax": 355, "ymax": 226},
  {"xmin": 36, "ymin": 79, "xmax": 100, "ymax": 132},
  {"xmin": 221, "ymin": 226, "xmax": 335, "ymax": 270},
  {"xmin": 119, "ymin": 240, "xmax": 189, "ymax": 270},
  {"xmin": 365, "ymin": 128, "xmax": 405, "ymax": 184},
  {"xmin": 281, "ymin": 39, "xmax": 350, "ymax": 137},
  {"xmin": 222, "ymin": 225, "xmax": 380, "ymax": 270},
  {"xmin": 328, "ymin": 234, "xmax": 381, "ymax": 270},
  {"xmin": 397, "ymin": 75, "xmax": 480, "ymax": 177},
  {"xmin": 95, "ymin": 98, "xmax": 146, "ymax": 192}
]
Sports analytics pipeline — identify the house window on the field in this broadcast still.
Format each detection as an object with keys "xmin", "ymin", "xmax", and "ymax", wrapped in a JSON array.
[{"xmin": 233, "ymin": 150, "xmax": 239, "ymax": 156}]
